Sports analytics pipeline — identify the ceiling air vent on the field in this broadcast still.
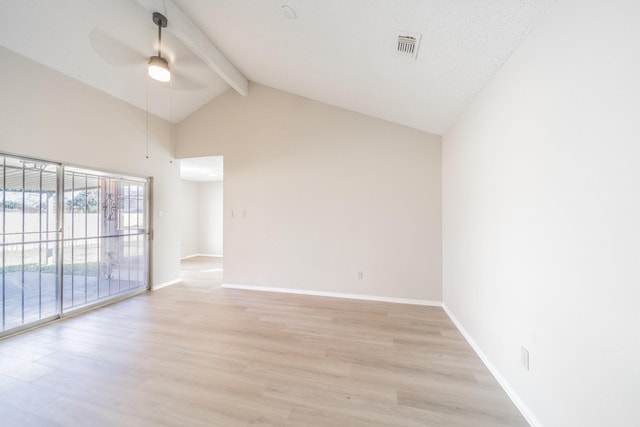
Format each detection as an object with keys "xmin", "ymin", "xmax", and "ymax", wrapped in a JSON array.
[{"xmin": 396, "ymin": 33, "xmax": 421, "ymax": 60}]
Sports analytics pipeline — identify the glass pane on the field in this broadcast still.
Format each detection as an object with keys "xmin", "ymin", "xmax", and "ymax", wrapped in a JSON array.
[
  {"xmin": 4, "ymin": 164, "xmax": 24, "ymax": 244},
  {"xmin": 1, "ymin": 156, "xmax": 60, "ymax": 334},
  {"xmin": 4, "ymin": 243, "xmax": 25, "ymax": 330},
  {"xmin": 72, "ymin": 174, "xmax": 87, "ymax": 239},
  {"xmin": 23, "ymin": 167, "xmax": 42, "ymax": 243},
  {"xmin": 39, "ymin": 241, "xmax": 58, "ymax": 320},
  {"xmin": 63, "ymin": 172, "xmax": 148, "ymax": 312}
]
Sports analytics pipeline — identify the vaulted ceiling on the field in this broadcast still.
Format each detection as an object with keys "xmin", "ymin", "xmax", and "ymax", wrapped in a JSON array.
[{"xmin": 0, "ymin": 0, "xmax": 555, "ymax": 135}]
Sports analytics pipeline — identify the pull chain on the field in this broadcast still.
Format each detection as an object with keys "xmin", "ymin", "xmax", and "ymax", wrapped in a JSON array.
[
  {"xmin": 145, "ymin": 74, "xmax": 150, "ymax": 159},
  {"xmin": 169, "ymin": 78, "xmax": 174, "ymax": 163}
]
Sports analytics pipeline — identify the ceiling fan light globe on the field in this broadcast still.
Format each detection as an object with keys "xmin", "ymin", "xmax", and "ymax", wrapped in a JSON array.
[{"xmin": 148, "ymin": 56, "xmax": 171, "ymax": 82}]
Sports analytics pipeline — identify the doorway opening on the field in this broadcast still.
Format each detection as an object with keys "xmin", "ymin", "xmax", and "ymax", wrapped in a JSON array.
[{"xmin": 178, "ymin": 156, "xmax": 223, "ymax": 282}]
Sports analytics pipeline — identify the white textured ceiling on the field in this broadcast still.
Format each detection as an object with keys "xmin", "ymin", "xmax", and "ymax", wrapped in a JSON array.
[
  {"xmin": 0, "ymin": 0, "xmax": 230, "ymax": 122},
  {"xmin": 0, "ymin": 0, "xmax": 555, "ymax": 134}
]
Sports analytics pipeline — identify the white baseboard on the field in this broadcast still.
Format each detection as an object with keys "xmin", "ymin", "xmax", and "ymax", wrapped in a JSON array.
[
  {"xmin": 442, "ymin": 304, "xmax": 541, "ymax": 427},
  {"xmin": 181, "ymin": 253, "xmax": 223, "ymax": 260},
  {"xmin": 222, "ymin": 283, "xmax": 442, "ymax": 307},
  {"xmin": 153, "ymin": 278, "xmax": 182, "ymax": 290}
]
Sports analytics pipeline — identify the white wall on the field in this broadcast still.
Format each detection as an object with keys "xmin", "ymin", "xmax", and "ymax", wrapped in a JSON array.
[
  {"xmin": 177, "ymin": 83, "xmax": 441, "ymax": 302},
  {"xmin": 180, "ymin": 179, "xmax": 223, "ymax": 258},
  {"xmin": 180, "ymin": 180, "xmax": 199, "ymax": 258},
  {"xmin": 197, "ymin": 181, "xmax": 223, "ymax": 256},
  {"xmin": 442, "ymin": 1, "xmax": 640, "ymax": 425},
  {"xmin": 0, "ymin": 46, "xmax": 180, "ymax": 287}
]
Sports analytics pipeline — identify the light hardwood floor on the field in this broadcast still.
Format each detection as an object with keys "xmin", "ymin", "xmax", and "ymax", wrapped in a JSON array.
[{"xmin": 0, "ymin": 257, "xmax": 528, "ymax": 426}]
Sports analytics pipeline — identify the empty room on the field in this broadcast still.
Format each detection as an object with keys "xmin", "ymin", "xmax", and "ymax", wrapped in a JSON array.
[{"xmin": 0, "ymin": 0, "xmax": 638, "ymax": 426}]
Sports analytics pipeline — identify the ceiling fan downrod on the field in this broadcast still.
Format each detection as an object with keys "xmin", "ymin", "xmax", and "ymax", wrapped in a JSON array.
[{"xmin": 152, "ymin": 12, "xmax": 168, "ymax": 57}]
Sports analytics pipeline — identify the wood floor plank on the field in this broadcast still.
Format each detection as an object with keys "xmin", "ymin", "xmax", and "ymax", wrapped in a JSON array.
[{"xmin": 0, "ymin": 256, "xmax": 528, "ymax": 426}]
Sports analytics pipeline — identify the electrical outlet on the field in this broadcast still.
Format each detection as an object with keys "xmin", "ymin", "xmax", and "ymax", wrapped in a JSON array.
[
  {"xmin": 357, "ymin": 271, "xmax": 363, "ymax": 280},
  {"xmin": 521, "ymin": 346, "xmax": 530, "ymax": 370}
]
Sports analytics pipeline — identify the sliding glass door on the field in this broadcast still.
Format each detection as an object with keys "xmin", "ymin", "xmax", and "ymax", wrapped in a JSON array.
[
  {"xmin": 0, "ymin": 154, "xmax": 150, "ymax": 335},
  {"xmin": 63, "ymin": 169, "xmax": 149, "ymax": 312},
  {"xmin": 0, "ymin": 155, "xmax": 61, "ymax": 332}
]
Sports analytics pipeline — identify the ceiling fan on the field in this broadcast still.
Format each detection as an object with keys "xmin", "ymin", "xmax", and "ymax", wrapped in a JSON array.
[
  {"xmin": 148, "ymin": 12, "xmax": 171, "ymax": 82},
  {"xmin": 90, "ymin": 11, "xmax": 205, "ymax": 91},
  {"xmin": 90, "ymin": 0, "xmax": 247, "ymax": 96}
]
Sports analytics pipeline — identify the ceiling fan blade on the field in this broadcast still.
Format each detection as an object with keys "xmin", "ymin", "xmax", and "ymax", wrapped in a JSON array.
[
  {"xmin": 169, "ymin": 72, "xmax": 205, "ymax": 91},
  {"xmin": 90, "ymin": 28, "xmax": 145, "ymax": 66},
  {"xmin": 90, "ymin": 27, "xmax": 207, "ymax": 91}
]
